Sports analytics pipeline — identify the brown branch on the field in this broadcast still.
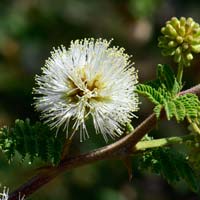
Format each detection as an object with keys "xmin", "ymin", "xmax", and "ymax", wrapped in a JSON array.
[
  {"xmin": 8, "ymin": 84, "xmax": 200, "ymax": 200},
  {"xmin": 179, "ymin": 84, "xmax": 200, "ymax": 96}
]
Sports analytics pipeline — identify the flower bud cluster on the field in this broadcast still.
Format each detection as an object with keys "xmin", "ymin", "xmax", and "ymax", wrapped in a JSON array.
[{"xmin": 158, "ymin": 17, "xmax": 200, "ymax": 66}]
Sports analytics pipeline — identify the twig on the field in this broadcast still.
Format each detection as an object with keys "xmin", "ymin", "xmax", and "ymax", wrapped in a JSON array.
[
  {"xmin": 179, "ymin": 84, "xmax": 200, "ymax": 96},
  {"xmin": 134, "ymin": 134, "xmax": 194, "ymax": 151}
]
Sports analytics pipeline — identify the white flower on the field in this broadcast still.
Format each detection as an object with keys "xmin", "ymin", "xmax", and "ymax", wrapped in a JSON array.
[
  {"xmin": 33, "ymin": 38, "xmax": 139, "ymax": 142},
  {"xmin": 0, "ymin": 187, "xmax": 25, "ymax": 200}
]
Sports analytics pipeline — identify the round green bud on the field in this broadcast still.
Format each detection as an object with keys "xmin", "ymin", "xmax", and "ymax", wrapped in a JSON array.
[
  {"xmin": 195, "ymin": 142, "xmax": 199, "ymax": 148},
  {"xmin": 168, "ymin": 41, "xmax": 177, "ymax": 47},
  {"xmin": 186, "ymin": 53, "xmax": 193, "ymax": 61},
  {"xmin": 176, "ymin": 36, "xmax": 183, "ymax": 44},
  {"xmin": 179, "ymin": 26, "xmax": 185, "ymax": 37},
  {"xmin": 183, "ymin": 43, "xmax": 189, "ymax": 50},
  {"xmin": 158, "ymin": 17, "xmax": 200, "ymax": 67},
  {"xmin": 191, "ymin": 44, "xmax": 200, "ymax": 53},
  {"xmin": 180, "ymin": 17, "xmax": 186, "ymax": 26},
  {"xmin": 166, "ymin": 24, "xmax": 177, "ymax": 37}
]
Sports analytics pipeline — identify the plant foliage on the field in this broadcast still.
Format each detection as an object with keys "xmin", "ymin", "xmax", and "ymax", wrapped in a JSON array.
[
  {"xmin": 0, "ymin": 119, "xmax": 65, "ymax": 165},
  {"xmin": 136, "ymin": 64, "xmax": 200, "ymax": 122},
  {"xmin": 136, "ymin": 147, "xmax": 199, "ymax": 192}
]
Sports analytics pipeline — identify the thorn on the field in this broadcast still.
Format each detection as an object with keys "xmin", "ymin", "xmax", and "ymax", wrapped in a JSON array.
[{"xmin": 122, "ymin": 157, "xmax": 133, "ymax": 182}]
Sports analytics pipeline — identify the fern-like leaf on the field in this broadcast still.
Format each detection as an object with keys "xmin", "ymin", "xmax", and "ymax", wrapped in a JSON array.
[
  {"xmin": 0, "ymin": 119, "xmax": 65, "ymax": 165},
  {"xmin": 179, "ymin": 93, "xmax": 200, "ymax": 119},
  {"xmin": 136, "ymin": 147, "xmax": 199, "ymax": 192},
  {"xmin": 163, "ymin": 100, "xmax": 176, "ymax": 120},
  {"xmin": 162, "ymin": 93, "xmax": 200, "ymax": 122},
  {"xmin": 153, "ymin": 104, "xmax": 163, "ymax": 119},
  {"xmin": 136, "ymin": 84, "xmax": 164, "ymax": 105},
  {"xmin": 157, "ymin": 64, "xmax": 181, "ymax": 95},
  {"xmin": 173, "ymin": 99, "xmax": 185, "ymax": 122},
  {"xmin": 137, "ymin": 64, "xmax": 200, "ymax": 124}
]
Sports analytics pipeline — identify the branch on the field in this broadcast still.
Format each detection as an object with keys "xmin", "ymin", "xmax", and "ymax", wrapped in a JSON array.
[
  {"xmin": 8, "ymin": 84, "xmax": 200, "ymax": 200},
  {"xmin": 179, "ymin": 84, "xmax": 200, "ymax": 96}
]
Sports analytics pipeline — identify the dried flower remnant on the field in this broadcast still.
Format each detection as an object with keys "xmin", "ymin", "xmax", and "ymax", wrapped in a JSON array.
[{"xmin": 34, "ymin": 39, "xmax": 139, "ymax": 142}]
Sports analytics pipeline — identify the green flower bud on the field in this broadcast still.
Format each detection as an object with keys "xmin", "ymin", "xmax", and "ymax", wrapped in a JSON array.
[
  {"xmin": 191, "ymin": 44, "xmax": 200, "ymax": 53},
  {"xmin": 186, "ymin": 53, "xmax": 193, "ymax": 61},
  {"xmin": 168, "ymin": 41, "xmax": 177, "ymax": 48},
  {"xmin": 176, "ymin": 36, "xmax": 183, "ymax": 44},
  {"xmin": 179, "ymin": 26, "xmax": 185, "ymax": 36},
  {"xmin": 158, "ymin": 17, "xmax": 200, "ymax": 67}
]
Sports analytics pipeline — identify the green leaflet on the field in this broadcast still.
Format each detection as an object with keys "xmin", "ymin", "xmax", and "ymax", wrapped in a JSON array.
[
  {"xmin": 173, "ymin": 99, "xmax": 185, "ymax": 121},
  {"xmin": 163, "ymin": 100, "xmax": 176, "ymax": 120},
  {"xmin": 179, "ymin": 93, "xmax": 200, "ymax": 119},
  {"xmin": 0, "ymin": 119, "xmax": 65, "ymax": 165},
  {"xmin": 136, "ymin": 147, "xmax": 199, "ymax": 192},
  {"xmin": 157, "ymin": 64, "xmax": 180, "ymax": 95},
  {"xmin": 136, "ymin": 64, "xmax": 180, "ymax": 107},
  {"xmin": 136, "ymin": 84, "xmax": 164, "ymax": 105},
  {"xmin": 153, "ymin": 104, "xmax": 163, "ymax": 118},
  {"xmin": 136, "ymin": 64, "xmax": 200, "ymax": 122},
  {"xmin": 146, "ymin": 64, "xmax": 181, "ymax": 95}
]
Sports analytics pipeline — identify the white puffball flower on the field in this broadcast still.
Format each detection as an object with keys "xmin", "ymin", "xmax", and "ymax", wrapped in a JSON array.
[
  {"xmin": 0, "ymin": 187, "xmax": 25, "ymax": 200},
  {"xmin": 33, "ymin": 38, "xmax": 139, "ymax": 142}
]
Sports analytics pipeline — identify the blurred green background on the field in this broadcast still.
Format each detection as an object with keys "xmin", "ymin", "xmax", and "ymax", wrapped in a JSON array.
[{"xmin": 0, "ymin": 0, "xmax": 200, "ymax": 199}]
